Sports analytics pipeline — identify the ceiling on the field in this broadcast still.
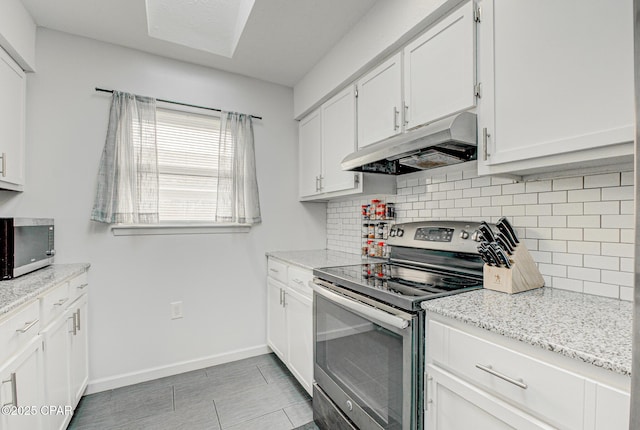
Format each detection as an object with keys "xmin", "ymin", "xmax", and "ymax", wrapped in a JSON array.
[{"xmin": 19, "ymin": 0, "xmax": 378, "ymax": 87}]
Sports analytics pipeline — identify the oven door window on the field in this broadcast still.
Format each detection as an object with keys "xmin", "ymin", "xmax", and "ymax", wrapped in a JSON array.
[{"xmin": 315, "ymin": 294, "xmax": 407, "ymax": 429}]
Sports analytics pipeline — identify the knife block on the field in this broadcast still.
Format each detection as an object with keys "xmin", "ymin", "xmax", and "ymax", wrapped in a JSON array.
[{"xmin": 483, "ymin": 243, "xmax": 544, "ymax": 294}]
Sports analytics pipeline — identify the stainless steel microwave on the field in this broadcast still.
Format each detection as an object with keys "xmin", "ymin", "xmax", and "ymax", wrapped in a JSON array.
[{"xmin": 0, "ymin": 218, "xmax": 55, "ymax": 280}]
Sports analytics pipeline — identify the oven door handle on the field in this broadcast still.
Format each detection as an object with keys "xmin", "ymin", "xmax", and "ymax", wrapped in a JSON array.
[{"xmin": 309, "ymin": 281, "xmax": 410, "ymax": 330}]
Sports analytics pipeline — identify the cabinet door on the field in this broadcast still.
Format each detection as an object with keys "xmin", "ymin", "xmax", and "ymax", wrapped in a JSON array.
[
  {"xmin": 477, "ymin": 0, "xmax": 634, "ymax": 175},
  {"xmin": 69, "ymin": 295, "xmax": 89, "ymax": 408},
  {"xmin": 267, "ymin": 278, "xmax": 287, "ymax": 362},
  {"xmin": 298, "ymin": 110, "xmax": 323, "ymax": 198},
  {"xmin": 321, "ymin": 86, "xmax": 357, "ymax": 194},
  {"xmin": 593, "ymin": 383, "xmax": 630, "ymax": 430},
  {"xmin": 0, "ymin": 338, "xmax": 43, "ymax": 430},
  {"xmin": 426, "ymin": 365, "xmax": 554, "ymax": 430},
  {"xmin": 357, "ymin": 52, "xmax": 403, "ymax": 148},
  {"xmin": 404, "ymin": 1, "xmax": 475, "ymax": 129},
  {"xmin": 41, "ymin": 314, "xmax": 71, "ymax": 430},
  {"xmin": 285, "ymin": 288, "xmax": 312, "ymax": 395},
  {"xmin": 0, "ymin": 46, "xmax": 25, "ymax": 189}
]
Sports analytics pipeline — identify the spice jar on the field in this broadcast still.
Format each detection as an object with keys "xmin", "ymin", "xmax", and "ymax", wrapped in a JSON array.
[
  {"xmin": 376, "ymin": 242, "xmax": 384, "ymax": 257},
  {"xmin": 386, "ymin": 203, "xmax": 395, "ymax": 219},
  {"xmin": 376, "ymin": 202, "xmax": 386, "ymax": 220},
  {"xmin": 361, "ymin": 204, "xmax": 369, "ymax": 219},
  {"xmin": 377, "ymin": 223, "xmax": 385, "ymax": 239},
  {"xmin": 370, "ymin": 199, "xmax": 380, "ymax": 220},
  {"xmin": 368, "ymin": 241, "xmax": 376, "ymax": 257},
  {"xmin": 368, "ymin": 224, "xmax": 375, "ymax": 239}
]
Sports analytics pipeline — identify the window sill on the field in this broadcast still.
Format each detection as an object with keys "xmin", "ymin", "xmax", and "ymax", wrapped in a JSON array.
[{"xmin": 110, "ymin": 223, "xmax": 252, "ymax": 236}]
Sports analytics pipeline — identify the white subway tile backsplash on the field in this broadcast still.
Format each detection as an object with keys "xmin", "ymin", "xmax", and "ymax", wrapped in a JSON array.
[
  {"xmin": 538, "ymin": 191, "xmax": 567, "ymax": 204},
  {"xmin": 583, "ymin": 282, "xmax": 619, "ymax": 299},
  {"xmin": 568, "ymin": 189, "xmax": 601, "ymax": 202},
  {"xmin": 583, "ymin": 255, "xmax": 619, "ymax": 271},
  {"xmin": 583, "ymin": 173, "xmax": 620, "ymax": 188},
  {"xmin": 553, "ymin": 177, "xmax": 583, "ymax": 191},
  {"xmin": 327, "ymin": 167, "xmax": 635, "ymax": 301},
  {"xmin": 601, "ymin": 186, "xmax": 633, "ymax": 201},
  {"xmin": 525, "ymin": 180, "xmax": 552, "ymax": 193}
]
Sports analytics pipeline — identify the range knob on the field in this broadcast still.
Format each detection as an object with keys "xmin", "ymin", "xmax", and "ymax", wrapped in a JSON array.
[
  {"xmin": 389, "ymin": 228, "xmax": 397, "ymax": 237},
  {"xmin": 460, "ymin": 230, "xmax": 469, "ymax": 240},
  {"xmin": 471, "ymin": 230, "xmax": 482, "ymax": 242},
  {"xmin": 396, "ymin": 228, "xmax": 404, "ymax": 237}
]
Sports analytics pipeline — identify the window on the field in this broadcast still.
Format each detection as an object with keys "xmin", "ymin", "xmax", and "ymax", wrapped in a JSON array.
[
  {"xmin": 92, "ymin": 91, "xmax": 261, "ymax": 234},
  {"xmin": 154, "ymin": 108, "xmax": 229, "ymax": 222}
]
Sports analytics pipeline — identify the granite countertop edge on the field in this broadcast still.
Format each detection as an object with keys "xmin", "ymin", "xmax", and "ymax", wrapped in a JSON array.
[
  {"xmin": 266, "ymin": 249, "xmax": 364, "ymax": 271},
  {"xmin": 0, "ymin": 263, "xmax": 91, "ymax": 318},
  {"xmin": 422, "ymin": 288, "xmax": 632, "ymax": 376}
]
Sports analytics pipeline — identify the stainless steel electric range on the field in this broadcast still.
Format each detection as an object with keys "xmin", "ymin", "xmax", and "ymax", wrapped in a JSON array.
[{"xmin": 311, "ymin": 221, "xmax": 487, "ymax": 430}]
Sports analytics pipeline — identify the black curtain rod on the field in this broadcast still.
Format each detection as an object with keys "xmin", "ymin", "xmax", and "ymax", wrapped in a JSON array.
[{"xmin": 94, "ymin": 87, "xmax": 262, "ymax": 120}]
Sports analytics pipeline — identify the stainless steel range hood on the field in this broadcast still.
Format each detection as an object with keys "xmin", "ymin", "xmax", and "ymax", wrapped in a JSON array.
[{"xmin": 342, "ymin": 111, "xmax": 477, "ymax": 175}]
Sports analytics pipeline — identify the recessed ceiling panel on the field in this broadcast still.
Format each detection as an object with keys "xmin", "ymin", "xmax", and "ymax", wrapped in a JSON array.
[{"xmin": 145, "ymin": 0, "xmax": 255, "ymax": 58}]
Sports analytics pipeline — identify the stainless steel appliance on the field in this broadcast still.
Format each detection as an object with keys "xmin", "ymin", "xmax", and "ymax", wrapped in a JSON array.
[
  {"xmin": 0, "ymin": 218, "xmax": 55, "ymax": 280},
  {"xmin": 311, "ymin": 221, "xmax": 486, "ymax": 430},
  {"xmin": 341, "ymin": 112, "xmax": 477, "ymax": 175}
]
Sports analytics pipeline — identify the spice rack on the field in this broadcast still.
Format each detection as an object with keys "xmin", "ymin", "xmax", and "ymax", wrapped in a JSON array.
[{"xmin": 361, "ymin": 198, "xmax": 395, "ymax": 260}]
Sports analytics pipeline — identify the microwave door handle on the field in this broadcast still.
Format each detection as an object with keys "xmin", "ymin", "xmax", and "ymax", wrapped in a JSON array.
[{"xmin": 309, "ymin": 281, "xmax": 410, "ymax": 330}]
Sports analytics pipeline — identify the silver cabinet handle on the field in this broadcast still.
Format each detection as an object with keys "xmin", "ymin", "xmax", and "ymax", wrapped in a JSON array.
[
  {"xmin": 269, "ymin": 268, "xmax": 279, "ymax": 274},
  {"xmin": 393, "ymin": 107, "xmax": 400, "ymax": 130},
  {"xmin": 69, "ymin": 313, "xmax": 77, "ymax": 335},
  {"xmin": 75, "ymin": 309, "xmax": 81, "ymax": 331},
  {"xmin": 318, "ymin": 174, "xmax": 323, "ymax": 191},
  {"xmin": 77, "ymin": 283, "xmax": 88, "ymax": 290},
  {"xmin": 292, "ymin": 278, "xmax": 304, "ymax": 285},
  {"xmin": 482, "ymin": 127, "xmax": 490, "ymax": 161},
  {"xmin": 315, "ymin": 175, "xmax": 319, "ymax": 191},
  {"xmin": 54, "ymin": 298, "xmax": 69, "ymax": 307},
  {"xmin": 475, "ymin": 364, "xmax": 528, "ymax": 389},
  {"xmin": 282, "ymin": 290, "xmax": 286, "ymax": 307},
  {"xmin": 2, "ymin": 373, "xmax": 17, "ymax": 407},
  {"xmin": 279, "ymin": 288, "xmax": 283, "ymax": 306},
  {"xmin": 0, "ymin": 153, "xmax": 6, "ymax": 178},
  {"xmin": 16, "ymin": 319, "xmax": 38, "ymax": 334}
]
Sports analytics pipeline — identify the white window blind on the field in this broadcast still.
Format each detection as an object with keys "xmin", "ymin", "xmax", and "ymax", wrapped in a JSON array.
[{"xmin": 154, "ymin": 108, "xmax": 232, "ymax": 222}]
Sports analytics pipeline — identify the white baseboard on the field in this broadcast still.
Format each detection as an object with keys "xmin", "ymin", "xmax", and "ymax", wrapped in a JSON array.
[{"xmin": 85, "ymin": 344, "xmax": 271, "ymax": 394}]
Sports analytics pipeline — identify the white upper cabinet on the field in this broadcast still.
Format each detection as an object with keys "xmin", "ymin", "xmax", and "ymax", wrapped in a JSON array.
[
  {"xmin": 0, "ymin": 46, "xmax": 25, "ymax": 191},
  {"xmin": 321, "ymin": 86, "xmax": 358, "ymax": 194},
  {"xmin": 476, "ymin": 0, "xmax": 634, "ymax": 176},
  {"xmin": 403, "ymin": 1, "xmax": 476, "ymax": 130},
  {"xmin": 298, "ymin": 110, "xmax": 322, "ymax": 198},
  {"xmin": 356, "ymin": 52, "xmax": 403, "ymax": 148}
]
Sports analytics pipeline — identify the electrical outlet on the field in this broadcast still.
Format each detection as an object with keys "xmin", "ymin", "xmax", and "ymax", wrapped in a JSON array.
[{"xmin": 170, "ymin": 301, "xmax": 183, "ymax": 320}]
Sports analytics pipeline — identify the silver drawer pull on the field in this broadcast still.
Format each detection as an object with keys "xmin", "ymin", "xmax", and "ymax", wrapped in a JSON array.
[
  {"xmin": 77, "ymin": 283, "xmax": 88, "ymax": 290},
  {"xmin": 16, "ymin": 319, "xmax": 38, "ymax": 334},
  {"xmin": 54, "ymin": 297, "xmax": 69, "ymax": 306},
  {"xmin": 2, "ymin": 373, "xmax": 17, "ymax": 407},
  {"xmin": 292, "ymin": 278, "xmax": 304, "ymax": 285},
  {"xmin": 475, "ymin": 364, "xmax": 528, "ymax": 389},
  {"xmin": 269, "ymin": 268, "xmax": 279, "ymax": 273}
]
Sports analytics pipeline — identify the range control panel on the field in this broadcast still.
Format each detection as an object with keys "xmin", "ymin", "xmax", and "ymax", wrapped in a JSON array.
[{"xmin": 414, "ymin": 227, "xmax": 454, "ymax": 242}]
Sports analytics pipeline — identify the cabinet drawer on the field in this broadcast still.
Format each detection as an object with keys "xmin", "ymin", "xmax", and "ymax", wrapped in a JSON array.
[
  {"xmin": 69, "ymin": 272, "xmax": 89, "ymax": 302},
  {"xmin": 0, "ymin": 300, "xmax": 40, "ymax": 363},
  {"xmin": 267, "ymin": 259, "xmax": 287, "ymax": 284},
  {"xmin": 40, "ymin": 281, "xmax": 71, "ymax": 326},
  {"xmin": 287, "ymin": 266, "xmax": 313, "ymax": 298},
  {"xmin": 444, "ymin": 323, "xmax": 585, "ymax": 429}
]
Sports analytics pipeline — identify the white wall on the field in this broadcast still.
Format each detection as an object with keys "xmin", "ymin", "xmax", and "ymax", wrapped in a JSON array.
[
  {"xmin": 0, "ymin": 28, "xmax": 326, "ymax": 391},
  {"xmin": 293, "ymin": 0, "xmax": 465, "ymax": 118},
  {"xmin": 327, "ymin": 162, "xmax": 634, "ymax": 301},
  {"xmin": 0, "ymin": 0, "xmax": 36, "ymax": 71}
]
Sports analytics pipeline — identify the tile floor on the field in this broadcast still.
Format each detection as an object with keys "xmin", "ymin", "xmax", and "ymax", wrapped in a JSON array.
[{"xmin": 68, "ymin": 353, "xmax": 318, "ymax": 430}]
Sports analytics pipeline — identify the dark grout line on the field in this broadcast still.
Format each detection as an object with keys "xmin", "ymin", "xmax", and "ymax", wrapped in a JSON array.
[
  {"xmin": 212, "ymin": 399, "xmax": 223, "ymax": 429},
  {"xmin": 282, "ymin": 407, "xmax": 295, "ymax": 428},
  {"xmin": 172, "ymin": 385, "xmax": 176, "ymax": 412},
  {"xmin": 256, "ymin": 364, "xmax": 269, "ymax": 384}
]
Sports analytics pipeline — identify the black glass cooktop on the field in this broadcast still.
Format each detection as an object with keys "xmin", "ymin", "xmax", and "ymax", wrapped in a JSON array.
[{"xmin": 313, "ymin": 262, "xmax": 483, "ymax": 312}]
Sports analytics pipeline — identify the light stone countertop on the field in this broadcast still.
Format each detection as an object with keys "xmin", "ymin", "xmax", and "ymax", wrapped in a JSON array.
[
  {"xmin": 0, "ymin": 263, "xmax": 91, "ymax": 318},
  {"xmin": 266, "ymin": 249, "xmax": 365, "ymax": 271},
  {"xmin": 422, "ymin": 287, "xmax": 632, "ymax": 376}
]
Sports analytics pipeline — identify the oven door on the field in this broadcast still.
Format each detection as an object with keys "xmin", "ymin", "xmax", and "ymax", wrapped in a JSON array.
[{"xmin": 311, "ymin": 279, "xmax": 421, "ymax": 430}]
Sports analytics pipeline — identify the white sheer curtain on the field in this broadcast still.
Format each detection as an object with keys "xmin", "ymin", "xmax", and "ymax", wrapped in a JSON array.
[
  {"xmin": 215, "ymin": 112, "xmax": 262, "ymax": 224},
  {"xmin": 91, "ymin": 91, "xmax": 159, "ymax": 224}
]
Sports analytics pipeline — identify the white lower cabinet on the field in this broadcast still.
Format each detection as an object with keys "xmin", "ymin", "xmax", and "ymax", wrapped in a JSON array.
[
  {"xmin": 68, "ymin": 294, "xmax": 88, "ymax": 407},
  {"xmin": 426, "ymin": 313, "xmax": 631, "ymax": 430},
  {"xmin": 0, "ymin": 336, "xmax": 43, "ymax": 430},
  {"xmin": 266, "ymin": 258, "xmax": 313, "ymax": 395},
  {"xmin": 40, "ymin": 314, "xmax": 71, "ymax": 430}
]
